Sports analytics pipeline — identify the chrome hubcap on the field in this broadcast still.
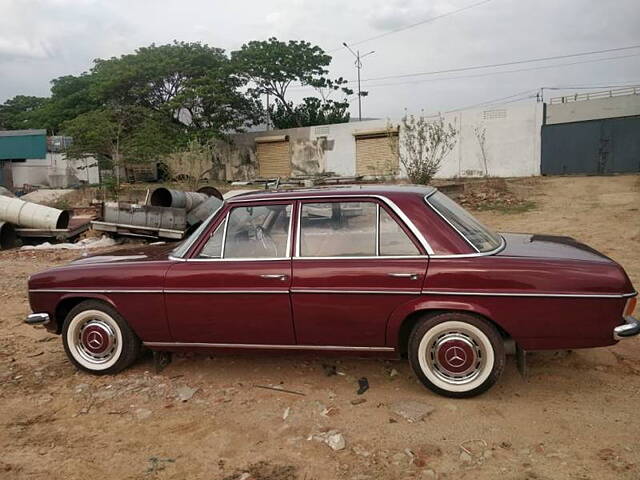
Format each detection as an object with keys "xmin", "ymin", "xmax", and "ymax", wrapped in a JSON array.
[
  {"xmin": 426, "ymin": 330, "xmax": 485, "ymax": 385},
  {"xmin": 74, "ymin": 319, "xmax": 117, "ymax": 364}
]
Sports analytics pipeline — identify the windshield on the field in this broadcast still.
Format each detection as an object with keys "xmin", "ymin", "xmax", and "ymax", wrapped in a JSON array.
[
  {"xmin": 170, "ymin": 204, "xmax": 224, "ymax": 259},
  {"xmin": 426, "ymin": 191, "xmax": 502, "ymax": 253}
]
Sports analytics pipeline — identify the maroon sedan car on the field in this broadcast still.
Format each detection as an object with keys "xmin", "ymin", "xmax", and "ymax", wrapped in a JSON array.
[{"xmin": 26, "ymin": 186, "xmax": 638, "ymax": 397}]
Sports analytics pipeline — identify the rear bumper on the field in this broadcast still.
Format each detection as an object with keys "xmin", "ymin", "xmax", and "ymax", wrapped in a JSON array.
[
  {"xmin": 25, "ymin": 313, "xmax": 50, "ymax": 326},
  {"xmin": 614, "ymin": 316, "xmax": 640, "ymax": 340}
]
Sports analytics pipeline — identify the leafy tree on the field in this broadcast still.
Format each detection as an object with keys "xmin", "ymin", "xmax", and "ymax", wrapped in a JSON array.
[
  {"xmin": 90, "ymin": 41, "xmax": 259, "ymax": 134},
  {"xmin": 232, "ymin": 38, "xmax": 352, "ymax": 127},
  {"xmin": 269, "ymin": 97, "xmax": 350, "ymax": 129},
  {"xmin": 0, "ymin": 95, "xmax": 49, "ymax": 130}
]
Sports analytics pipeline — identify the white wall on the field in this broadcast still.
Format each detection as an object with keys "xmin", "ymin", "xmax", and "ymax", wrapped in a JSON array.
[
  {"xmin": 232, "ymin": 101, "xmax": 544, "ymax": 179},
  {"xmin": 10, "ymin": 153, "xmax": 100, "ymax": 188}
]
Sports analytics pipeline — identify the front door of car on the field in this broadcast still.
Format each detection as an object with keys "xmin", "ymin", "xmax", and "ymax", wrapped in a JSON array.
[
  {"xmin": 291, "ymin": 199, "xmax": 428, "ymax": 347},
  {"xmin": 165, "ymin": 201, "xmax": 295, "ymax": 344}
]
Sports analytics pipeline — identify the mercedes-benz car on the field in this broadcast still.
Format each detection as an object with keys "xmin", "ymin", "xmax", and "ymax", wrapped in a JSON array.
[{"xmin": 26, "ymin": 185, "xmax": 639, "ymax": 397}]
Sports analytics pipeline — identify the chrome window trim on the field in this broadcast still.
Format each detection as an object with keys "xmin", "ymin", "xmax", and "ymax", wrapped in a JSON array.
[
  {"xmin": 428, "ymin": 236, "xmax": 506, "ymax": 259},
  {"xmin": 143, "ymin": 341, "xmax": 394, "ymax": 352},
  {"xmin": 170, "ymin": 202, "xmax": 225, "ymax": 259},
  {"xmin": 375, "ymin": 204, "xmax": 380, "ymax": 256},
  {"xmin": 295, "ymin": 195, "xmax": 433, "ymax": 258},
  {"xmin": 424, "ymin": 193, "xmax": 505, "ymax": 256},
  {"xmin": 293, "ymin": 255, "xmax": 428, "ymax": 260},
  {"xmin": 422, "ymin": 289, "xmax": 638, "ymax": 299},
  {"xmin": 183, "ymin": 202, "xmax": 294, "ymax": 262}
]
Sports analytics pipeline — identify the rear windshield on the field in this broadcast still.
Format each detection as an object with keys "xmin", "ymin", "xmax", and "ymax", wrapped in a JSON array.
[{"xmin": 426, "ymin": 191, "xmax": 502, "ymax": 253}]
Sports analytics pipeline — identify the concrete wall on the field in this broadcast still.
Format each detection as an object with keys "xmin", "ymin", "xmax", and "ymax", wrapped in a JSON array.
[
  {"xmin": 10, "ymin": 153, "xmax": 99, "ymax": 189},
  {"xmin": 546, "ymin": 93, "xmax": 640, "ymax": 125},
  {"xmin": 230, "ymin": 101, "xmax": 543, "ymax": 180}
]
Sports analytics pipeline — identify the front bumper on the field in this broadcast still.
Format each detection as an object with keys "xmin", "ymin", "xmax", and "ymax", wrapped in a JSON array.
[
  {"xmin": 614, "ymin": 316, "xmax": 640, "ymax": 340},
  {"xmin": 25, "ymin": 313, "xmax": 50, "ymax": 326}
]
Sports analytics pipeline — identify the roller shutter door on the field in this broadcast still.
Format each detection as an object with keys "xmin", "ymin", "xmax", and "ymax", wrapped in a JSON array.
[
  {"xmin": 355, "ymin": 131, "xmax": 398, "ymax": 176},
  {"xmin": 257, "ymin": 137, "xmax": 291, "ymax": 178}
]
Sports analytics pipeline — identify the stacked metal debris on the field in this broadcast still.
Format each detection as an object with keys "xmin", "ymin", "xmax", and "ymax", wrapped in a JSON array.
[
  {"xmin": 0, "ymin": 191, "xmax": 72, "ymax": 250},
  {"xmin": 92, "ymin": 186, "xmax": 223, "ymax": 240}
]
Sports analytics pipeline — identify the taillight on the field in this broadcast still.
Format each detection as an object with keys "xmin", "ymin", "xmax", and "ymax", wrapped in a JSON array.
[{"xmin": 624, "ymin": 297, "xmax": 638, "ymax": 317}]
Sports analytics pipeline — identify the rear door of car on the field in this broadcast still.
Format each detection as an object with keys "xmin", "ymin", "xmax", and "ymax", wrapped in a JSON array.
[
  {"xmin": 164, "ymin": 200, "xmax": 296, "ymax": 345},
  {"xmin": 291, "ymin": 197, "xmax": 428, "ymax": 348}
]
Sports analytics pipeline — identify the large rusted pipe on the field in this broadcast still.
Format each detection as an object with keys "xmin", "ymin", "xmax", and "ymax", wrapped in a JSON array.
[
  {"xmin": 150, "ymin": 188, "xmax": 210, "ymax": 211},
  {"xmin": 0, "ymin": 222, "xmax": 17, "ymax": 249},
  {"xmin": 0, "ymin": 195, "xmax": 70, "ymax": 229}
]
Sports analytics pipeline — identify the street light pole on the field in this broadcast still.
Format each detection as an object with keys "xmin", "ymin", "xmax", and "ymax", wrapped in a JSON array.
[{"xmin": 343, "ymin": 42, "xmax": 374, "ymax": 121}]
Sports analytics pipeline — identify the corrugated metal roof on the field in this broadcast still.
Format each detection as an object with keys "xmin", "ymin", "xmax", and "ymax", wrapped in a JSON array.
[{"xmin": 0, "ymin": 129, "xmax": 47, "ymax": 137}]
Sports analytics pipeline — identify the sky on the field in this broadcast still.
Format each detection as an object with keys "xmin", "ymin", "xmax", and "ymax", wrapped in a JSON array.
[{"xmin": 0, "ymin": 0, "xmax": 639, "ymax": 118}]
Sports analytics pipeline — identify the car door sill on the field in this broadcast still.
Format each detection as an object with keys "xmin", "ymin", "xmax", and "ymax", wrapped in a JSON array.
[{"xmin": 144, "ymin": 342, "xmax": 394, "ymax": 352}]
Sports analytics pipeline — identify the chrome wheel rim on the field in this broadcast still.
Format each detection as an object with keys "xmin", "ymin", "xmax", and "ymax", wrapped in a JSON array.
[{"xmin": 426, "ymin": 330, "xmax": 485, "ymax": 385}]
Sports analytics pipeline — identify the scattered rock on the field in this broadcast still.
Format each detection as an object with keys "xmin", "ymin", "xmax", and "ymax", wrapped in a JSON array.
[
  {"xmin": 350, "ymin": 398, "xmax": 367, "ymax": 406},
  {"xmin": 176, "ymin": 386, "xmax": 198, "ymax": 402},
  {"xmin": 389, "ymin": 400, "xmax": 435, "ymax": 423},
  {"xmin": 389, "ymin": 368, "xmax": 399, "ymax": 378},
  {"xmin": 326, "ymin": 431, "xmax": 346, "ymax": 451},
  {"xmin": 135, "ymin": 408, "xmax": 152, "ymax": 420},
  {"xmin": 282, "ymin": 407, "xmax": 290, "ymax": 420},
  {"xmin": 310, "ymin": 430, "xmax": 346, "ymax": 451}
]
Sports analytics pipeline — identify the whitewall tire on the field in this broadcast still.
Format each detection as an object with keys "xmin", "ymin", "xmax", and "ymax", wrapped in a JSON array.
[
  {"xmin": 409, "ymin": 312, "xmax": 505, "ymax": 398},
  {"xmin": 62, "ymin": 300, "xmax": 140, "ymax": 375}
]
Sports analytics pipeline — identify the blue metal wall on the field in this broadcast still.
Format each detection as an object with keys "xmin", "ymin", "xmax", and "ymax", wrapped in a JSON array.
[{"xmin": 541, "ymin": 116, "xmax": 640, "ymax": 174}]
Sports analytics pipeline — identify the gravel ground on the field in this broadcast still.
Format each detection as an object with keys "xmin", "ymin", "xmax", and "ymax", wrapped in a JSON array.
[{"xmin": 0, "ymin": 175, "xmax": 638, "ymax": 480}]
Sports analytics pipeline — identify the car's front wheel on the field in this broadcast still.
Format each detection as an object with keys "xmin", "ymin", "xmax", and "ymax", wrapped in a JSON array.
[
  {"xmin": 408, "ymin": 312, "xmax": 505, "ymax": 398},
  {"xmin": 62, "ymin": 300, "xmax": 140, "ymax": 375}
]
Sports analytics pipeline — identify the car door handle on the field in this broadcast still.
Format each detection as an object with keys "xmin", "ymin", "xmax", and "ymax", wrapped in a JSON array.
[
  {"xmin": 260, "ymin": 274, "xmax": 289, "ymax": 281},
  {"xmin": 388, "ymin": 273, "xmax": 420, "ymax": 280}
]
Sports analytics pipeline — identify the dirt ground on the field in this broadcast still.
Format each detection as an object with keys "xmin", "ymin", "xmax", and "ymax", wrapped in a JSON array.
[{"xmin": 1, "ymin": 175, "xmax": 638, "ymax": 480}]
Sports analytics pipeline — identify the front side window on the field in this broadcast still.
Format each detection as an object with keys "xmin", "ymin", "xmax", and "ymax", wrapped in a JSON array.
[
  {"xmin": 221, "ymin": 204, "xmax": 291, "ymax": 259},
  {"xmin": 426, "ymin": 191, "xmax": 502, "ymax": 252},
  {"xmin": 299, "ymin": 201, "xmax": 420, "ymax": 257}
]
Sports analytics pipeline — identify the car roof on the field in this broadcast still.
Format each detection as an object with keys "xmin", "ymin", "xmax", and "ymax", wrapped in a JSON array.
[{"xmin": 225, "ymin": 184, "xmax": 437, "ymax": 203}]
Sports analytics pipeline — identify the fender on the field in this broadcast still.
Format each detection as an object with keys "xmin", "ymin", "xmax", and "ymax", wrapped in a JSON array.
[{"xmin": 385, "ymin": 296, "xmax": 503, "ymax": 348}]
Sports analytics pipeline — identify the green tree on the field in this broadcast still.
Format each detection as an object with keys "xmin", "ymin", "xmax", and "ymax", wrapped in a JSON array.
[
  {"xmin": 90, "ymin": 41, "xmax": 259, "ymax": 135},
  {"xmin": 232, "ymin": 38, "xmax": 352, "ymax": 127},
  {"xmin": 0, "ymin": 95, "xmax": 49, "ymax": 130}
]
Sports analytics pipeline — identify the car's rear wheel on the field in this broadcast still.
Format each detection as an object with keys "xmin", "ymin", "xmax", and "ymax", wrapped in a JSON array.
[
  {"xmin": 62, "ymin": 300, "xmax": 140, "ymax": 375},
  {"xmin": 408, "ymin": 312, "xmax": 505, "ymax": 398}
]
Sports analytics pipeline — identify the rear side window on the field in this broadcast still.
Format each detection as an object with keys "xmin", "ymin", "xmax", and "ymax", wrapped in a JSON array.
[
  {"xmin": 298, "ymin": 201, "xmax": 420, "ymax": 257},
  {"xmin": 300, "ymin": 202, "xmax": 376, "ymax": 257}
]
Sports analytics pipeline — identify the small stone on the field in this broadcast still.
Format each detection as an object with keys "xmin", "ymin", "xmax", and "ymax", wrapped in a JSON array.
[
  {"xmin": 460, "ymin": 451, "xmax": 473, "ymax": 463},
  {"xmin": 326, "ymin": 431, "xmax": 346, "ymax": 451},
  {"xmin": 351, "ymin": 398, "xmax": 367, "ymax": 406},
  {"xmin": 390, "ymin": 400, "xmax": 435, "ymax": 423},
  {"xmin": 283, "ymin": 407, "xmax": 290, "ymax": 420},
  {"xmin": 483, "ymin": 449, "xmax": 493, "ymax": 459},
  {"xmin": 176, "ymin": 386, "xmax": 198, "ymax": 402},
  {"xmin": 135, "ymin": 408, "xmax": 152, "ymax": 420},
  {"xmin": 422, "ymin": 469, "xmax": 436, "ymax": 479},
  {"xmin": 74, "ymin": 383, "xmax": 89, "ymax": 393},
  {"xmin": 389, "ymin": 368, "xmax": 399, "ymax": 378}
]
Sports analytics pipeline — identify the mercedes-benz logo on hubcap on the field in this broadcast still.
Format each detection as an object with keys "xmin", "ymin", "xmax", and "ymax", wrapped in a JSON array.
[
  {"xmin": 86, "ymin": 331, "xmax": 103, "ymax": 349},
  {"xmin": 444, "ymin": 345, "xmax": 467, "ymax": 367}
]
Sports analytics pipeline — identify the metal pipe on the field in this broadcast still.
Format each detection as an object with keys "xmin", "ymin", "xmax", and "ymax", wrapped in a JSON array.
[
  {"xmin": 0, "ymin": 222, "xmax": 17, "ymax": 249},
  {"xmin": 149, "ymin": 188, "xmax": 210, "ymax": 211},
  {"xmin": 0, "ymin": 195, "xmax": 69, "ymax": 230}
]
